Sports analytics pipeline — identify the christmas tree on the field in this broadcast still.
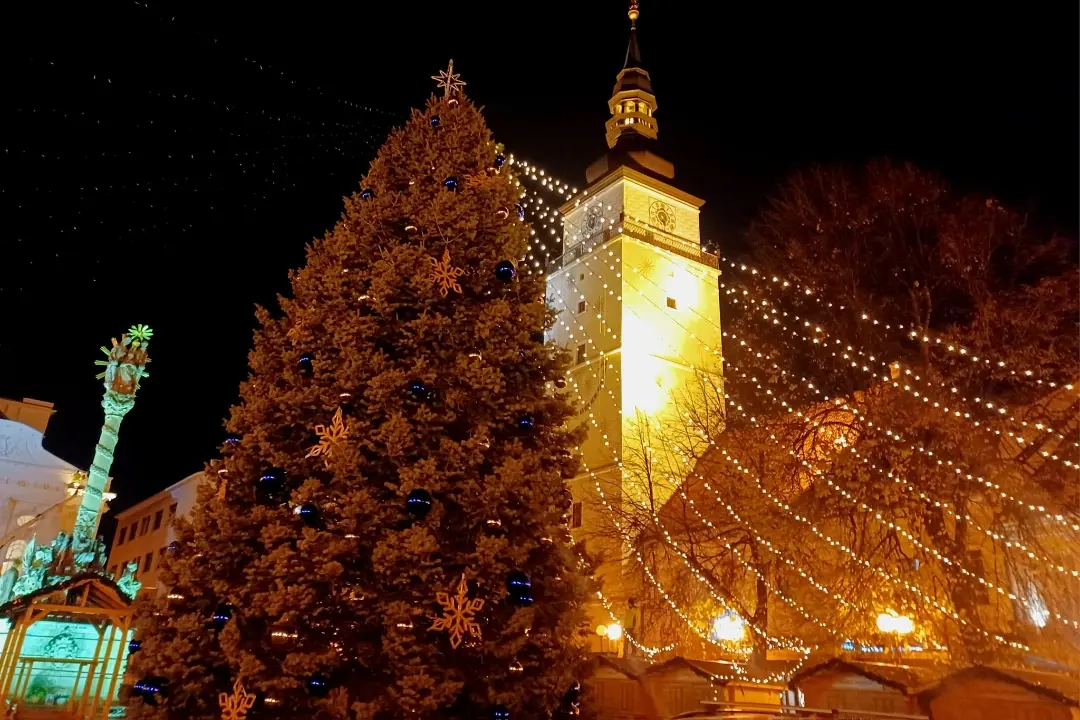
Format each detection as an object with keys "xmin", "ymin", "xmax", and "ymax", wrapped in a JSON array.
[{"xmin": 127, "ymin": 71, "xmax": 590, "ymax": 719}]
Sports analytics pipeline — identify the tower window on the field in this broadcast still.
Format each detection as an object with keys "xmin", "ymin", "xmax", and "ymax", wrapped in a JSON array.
[
  {"xmin": 576, "ymin": 345, "xmax": 587, "ymax": 365},
  {"xmin": 118, "ymin": 528, "xmax": 127, "ymax": 546},
  {"xmin": 666, "ymin": 297, "xmax": 677, "ymax": 309},
  {"xmin": 577, "ymin": 300, "xmax": 587, "ymax": 314},
  {"xmin": 571, "ymin": 502, "xmax": 583, "ymax": 529},
  {"xmin": 579, "ymin": 273, "xmax": 585, "ymax": 281}
]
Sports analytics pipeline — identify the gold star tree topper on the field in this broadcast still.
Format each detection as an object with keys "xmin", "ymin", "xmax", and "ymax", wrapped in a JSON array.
[
  {"xmin": 431, "ymin": 573, "xmax": 485, "ymax": 649},
  {"xmin": 429, "ymin": 249, "xmax": 465, "ymax": 296},
  {"xmin": 431, "ymin": 59, "xmax": 466, "ymax": 97},
  {"xmin": 306, "ymin": 407, "xmax": 349, "ymax": 464},
  {"xmin": 219, "ymin": 679, "xmax": 256, "ymax": 720}
]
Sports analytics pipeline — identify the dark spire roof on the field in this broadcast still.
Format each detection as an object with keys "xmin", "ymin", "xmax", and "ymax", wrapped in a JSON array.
[{"xmin": 624, "ymin": 26, "xmax": 642, "ymax": 69}]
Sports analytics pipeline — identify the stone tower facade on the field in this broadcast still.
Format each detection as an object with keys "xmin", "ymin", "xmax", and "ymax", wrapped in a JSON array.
[{"xmin": 544, "ymin": 2, "xmax": 724, "ymax": 641}]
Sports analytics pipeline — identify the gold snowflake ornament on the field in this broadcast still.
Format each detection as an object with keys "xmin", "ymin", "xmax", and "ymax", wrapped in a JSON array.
[
  {"xmin": 219, "ymin": 679, "xmax": 256, "ymax": 720},
  {"xmin": 307, "ymin": 407, "xmax": 349, "ymax": 464},
  {"xmin": 431, "ymin": 573, "xmax": 485, "ymax": 649},
  {"xmin": 429, "ymin": 249, "xmax": 464, "ymax": 296}
]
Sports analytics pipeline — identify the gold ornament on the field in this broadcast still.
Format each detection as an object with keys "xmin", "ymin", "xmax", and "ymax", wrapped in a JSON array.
[
  {"xmin": 219, "ymin": 679, "xmax": 256, "ymax": 720},
  {"xmin": 431, "ymin": 573, "xmax": 484, "ymax": 649},
  {"xmin": 429, "ymin": 249, "xmax": 465, "ymax": 296},
  {"xmin": 307, "ymin": 407, "xmax": 349, "ymax": 464}
]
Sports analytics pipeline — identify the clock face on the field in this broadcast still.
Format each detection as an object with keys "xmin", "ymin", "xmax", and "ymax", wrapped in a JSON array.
[{"xmin": 650, "ymin": 201, "xmax": 676, "ymax": 233}]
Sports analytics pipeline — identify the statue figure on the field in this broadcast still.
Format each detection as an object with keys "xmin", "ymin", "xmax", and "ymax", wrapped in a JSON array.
[
  {"xmin": 116, "ymin": 560, "xmax": 142, "ymax": 599},
  {"xmin": 12, "ymin": 545, "xmax": 52, "ymax": 598},
  {"xmin": 0, "ymin": 569, "xmax": 16, "ymax": 606}
]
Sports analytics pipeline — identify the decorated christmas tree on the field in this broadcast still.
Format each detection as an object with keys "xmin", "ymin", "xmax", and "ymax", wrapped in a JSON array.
[{"xmin": 127, "ymin": 67, "xmax": 591, "ymax": 719}]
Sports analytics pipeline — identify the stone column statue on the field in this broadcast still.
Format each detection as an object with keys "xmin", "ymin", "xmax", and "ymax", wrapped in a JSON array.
[{"xmin": 72, "ymin": 325, "xmax": 153, "ymax": 561}]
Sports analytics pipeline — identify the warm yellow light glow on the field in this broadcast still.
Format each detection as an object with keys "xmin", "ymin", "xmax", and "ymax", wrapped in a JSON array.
[
  {"xmin": 596, "ymin": 624, "xmax": 608, "ymax": 637},
  {"xmin": 605, "ymin": 623, "xmax": 623, "ymax": 640},
  {"xmin": 876, "ymin": 611, "xmax": 914, "ymax": 636},
  {"xmin": 711, "ymin": 612, "xmax": 746, "ymax": 642}
]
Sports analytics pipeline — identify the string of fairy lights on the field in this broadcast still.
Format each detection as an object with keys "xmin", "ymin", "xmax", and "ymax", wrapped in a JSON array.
[
  {"xmin": 718, "ymin": 259, "xmax": 1078, "ymax": 393},
  {"xmin": 722, "ymin": 282, "xmax": 1078, "ymax": 460},
  {"xmin": 13, "ymin": 0, "xmax": 1074, "ymax": 676},
  {"xmin": 539, "ymin": 214, "xmax": 1076, "ymax": 664},
  {"xmin": 619, "ymin": 255, "xmax": 1080, "ymax": 625}
]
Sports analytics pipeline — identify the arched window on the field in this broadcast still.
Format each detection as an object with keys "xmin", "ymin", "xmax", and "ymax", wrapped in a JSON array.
[
  {"xmin": 15, "ymin": 515, "xmax": 35, "ymax": 528},
  {"xmin": 2, "ymin": 540, "xmax": 26, "ymax": 575}
]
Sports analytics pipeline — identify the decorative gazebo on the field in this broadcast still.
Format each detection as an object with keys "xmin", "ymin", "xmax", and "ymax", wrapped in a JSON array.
[
  {"xmin": 0, "ymin": 574, "xmax": 135, "ymax": 718},
  {"xmin": 0, "ymin": 326, "xmax": 152, "ymax": 718}
]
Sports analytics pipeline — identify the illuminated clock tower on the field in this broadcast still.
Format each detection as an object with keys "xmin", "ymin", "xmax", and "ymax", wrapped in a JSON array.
[{"xmin": 545, "ymin": 1, "xmax": 723, "ymax": 628}]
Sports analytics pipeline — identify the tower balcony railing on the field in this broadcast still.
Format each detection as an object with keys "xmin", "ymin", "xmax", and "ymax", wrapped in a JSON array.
[{"xmin": 548, "ymin": 213, "xmax": 719, "ymax": 272}]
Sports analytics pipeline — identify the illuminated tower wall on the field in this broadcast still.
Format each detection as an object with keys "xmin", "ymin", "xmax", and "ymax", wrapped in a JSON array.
[{"xmin": 547, "ymin": 166, "xmax": 722, "ymax": 582}]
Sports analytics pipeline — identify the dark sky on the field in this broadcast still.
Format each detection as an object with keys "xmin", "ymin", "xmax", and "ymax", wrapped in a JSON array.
[{"xmin": 2, "ymin": 1, "xmax": 1076, "ymax": 520}]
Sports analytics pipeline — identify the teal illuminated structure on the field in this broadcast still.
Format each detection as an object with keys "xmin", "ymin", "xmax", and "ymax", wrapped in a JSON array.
[{"xmin": 0, "ymin": 326, "xmax": 153, "ymax": 718}]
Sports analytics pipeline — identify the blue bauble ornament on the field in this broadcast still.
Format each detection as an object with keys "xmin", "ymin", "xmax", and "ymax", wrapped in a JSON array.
[
  {"xmin": 135, "ymin": 676, "xmax": 168, "ymax": 705},
  {"xmin": 494, "ymin": 260, "xmax": 516, "ymax": 283},
  {"xmin": 408, "ymin": 379, "xmax": 429, "ymax": 401},
  {"xmin": 431, "ymin": 115, "xmax": 441, "ymax": 128},
  {"xmin": 211, "ymin": 604, "xmax": 233, "ymax": 631},
  {"xmin": 491, "ymin": 706, "xmax": 510, "ymax": 720},
  {"xmin": 167, "ymin": 541, "xmax": 180, "ymax": 554},
  {"xmin": 406, "ymin": 489, "xmax": 433, "ymax": 519},
  {"xmin": 494, "ymin": 154, "xmax": 506, "ymax": 168},
  {"xmin": 507, "ymin": 571, "xmax": 533, "ymax": 605},
  {"xmin": 515, "ymin": 203, "xmax": 525, "ymax": 219},
  {"xmin": 297, "ymin": 503, "xmax": 320, "ymax": 528},
  {"xmin": 224, "ymin": 433, "xmax": 241, "ymax": 447},
  {"xmin": 128, "ymin": 639, "xmax": 142, "ymax": 654},
  {"xmin": 360, "ymin": 188, "xmax": 375, "ymax": 200},
  {"xmin": 257, "ymin": 467, "xmax": 286, "ymax": 503},
  {"xmin": 307, "ymin": 673, "xmax": 330, "ymax": 697},
  {"xmin": 443, "ymin": 176, "xmax": 459, "ymax": 191},
  {"xmin": 298, "ymin": 352, "xmax": 315, "ymax": 376},
  {"xmin": 517, "ymin": 415, "xmax": 535, "ymax": 432}
]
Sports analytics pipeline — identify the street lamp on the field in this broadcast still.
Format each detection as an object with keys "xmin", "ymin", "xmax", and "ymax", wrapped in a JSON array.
[{"xmin": 876, "ymin": 611, "xmax": 914, "ymax": 636}]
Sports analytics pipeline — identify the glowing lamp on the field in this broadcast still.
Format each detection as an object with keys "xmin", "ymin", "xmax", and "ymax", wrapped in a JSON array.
[
  {"xmin": 711, "ymin": 612, "xmax": 746, "ymax": 642},
  {"xmin": 596, "ymin": 625, "xmax": 608, "ymax": 637},
  {"xmin": 605, "ymin": 623, "xmax": 623, "ymax": 640},
  {"xmin": 876, "ymin": 611, "xmax": 914, "ymax": 636}
]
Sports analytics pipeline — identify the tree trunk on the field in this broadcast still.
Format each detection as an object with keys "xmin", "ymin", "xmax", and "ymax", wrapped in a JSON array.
[{"xmin": 748, "ymin": 540, "xmax": 769, "ymax": 667}]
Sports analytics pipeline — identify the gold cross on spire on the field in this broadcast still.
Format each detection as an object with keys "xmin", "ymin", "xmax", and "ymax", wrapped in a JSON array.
[{"xmin": 432, "ymin": 59, "xmax": 466, "ymax": 98}]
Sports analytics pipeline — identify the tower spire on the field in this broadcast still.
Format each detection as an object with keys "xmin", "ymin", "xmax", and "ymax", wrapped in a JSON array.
[{"xmin": 604, "ymin": 1, "xmax": 658, "ymax": 150}]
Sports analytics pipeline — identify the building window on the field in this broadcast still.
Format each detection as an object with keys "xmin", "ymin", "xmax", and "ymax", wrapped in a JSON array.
[
  {"xmin": 144, "ymin": 552, "xmax": 153, "ymax": 572},
  {"xmin": 577, "ymin": 300, "xmax": 587, "ymax": 314},
  {"xmin": 579, "ymin": 273, "xmax": 585, "ymax": 281},
  {"xmin": 118, "ymin": 527, "xmax": 127, "ymax": 545},
  {"xmin": 576, "ymin": 345, "xmax": 586, "ymax": 365},
  {"xmin": 571, "ymin": 502, "xmax": 583, "ymax": 529},
  {"xmin": 140, "ymin": 516, "xmax": 150, "ymax": 535},
  {"xmin": 130, "ymin": 523, "xmax": 138, "ymax": 539},
  {"xmin": 153, "ymin": 509, "xmax": 164, "ymax": 530},
  {"xmin": 666, "ymin": 297, "xmax": 677, "ymax": 309},
  {"xmin": 169, "ymin": 503, "xmax": 178, "ymax": 517}
]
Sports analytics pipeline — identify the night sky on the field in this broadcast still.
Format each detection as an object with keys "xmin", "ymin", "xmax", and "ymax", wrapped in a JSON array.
[{"xmin": 2, "ymin": 1, "xmax": 1076, "ymax": 521}]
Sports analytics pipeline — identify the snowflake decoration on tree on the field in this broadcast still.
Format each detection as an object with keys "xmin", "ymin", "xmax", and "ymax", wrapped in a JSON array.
[
  {"xmin": 306, "ymin": 407, "xmax": 348, "ymax": 464},
  {"xmin": 219, "ymin": 679, "xmax": 256, "ymax": 720},
  {"xmin": 429, "ymin": 249, "xmax": 465, "ymax": 296},
  {"xmin": 431, "ymin": 573, "xmax": 485, "ymax": 649}
]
